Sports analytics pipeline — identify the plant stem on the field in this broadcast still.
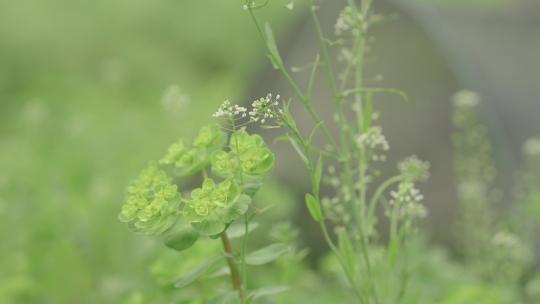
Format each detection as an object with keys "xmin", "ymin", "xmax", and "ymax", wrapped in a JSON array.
[
  {"xmin": 241, "ymin": 214, "xmax": 249, "ymax": 288},
  {"xmin": 221, "ymin": 232, "xmax": 245, "ymax": 302},
  {"xmin": 247, "ymin": 8, "xmax": 337, "ymax": 149}
]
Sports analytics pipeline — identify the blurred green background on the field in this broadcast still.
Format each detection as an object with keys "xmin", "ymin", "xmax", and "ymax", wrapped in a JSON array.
[
  {"xmin": 0, "ymin": 1, "xmax": 295, "ymax": 302},
  {"xmin": 1, "ymin": 0, "xmax": 539, "ymax": 303}
]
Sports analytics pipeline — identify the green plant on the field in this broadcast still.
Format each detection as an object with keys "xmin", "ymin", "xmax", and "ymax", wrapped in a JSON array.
[
  {"xmin": 116, "ymin": 1, "xmax": 540, "ymax": 304},
  {"xmin": 118, "ymin": 118, "xmax": 299, "ymax": 302},
  {"xmin": 238, "ymin": 0, "xmax": 431, "ymax": 302}
]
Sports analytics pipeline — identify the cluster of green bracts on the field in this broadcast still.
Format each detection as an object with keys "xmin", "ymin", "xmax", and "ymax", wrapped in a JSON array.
[{"xmin": 118, "ymin": 124, "xmax": 274, "ymax": 249}]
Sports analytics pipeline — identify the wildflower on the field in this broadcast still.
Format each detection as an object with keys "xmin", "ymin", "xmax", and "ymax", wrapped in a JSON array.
[
  {"xmin": 118, "ymin": 165, "xmax": 179, "ymax": 235},
  {"xmin": 249, "ymin": 93, "xmax": 283, "ymax": 124},
  {"xmin": 335, "ymin": 6, "xmax": 363, "ymax": 36},
  {"xmin": 160, "ymin": 125, "xmax": 226, "ymax": 176},
  {"xmin": 212, "ymin": 130, "xmax": 274, "ymax": 178},
  {"xmin": 356, "ymin": 127, "xmax": 389, "ymax": 161},
  {"xmin": 453, "ymin": 90, "xmax": 480, "ymax": 108},
  {"xmin": 390, "ymin": 182, "xmax": 427, "ymax": 219},
  {"xmin": 159, "ymin": 140, "xmax": 194, "ymax": 167},
  {"xmin": 212, "ymin": 100, "xmax": 248, "ymax": 119},
  {"xmin": 398, "ymin": 156, "xmax": 430, "ymax": 182},
  {"xmin": 184, "ymin": 178, "xmax": 251, "ymax": 235}
]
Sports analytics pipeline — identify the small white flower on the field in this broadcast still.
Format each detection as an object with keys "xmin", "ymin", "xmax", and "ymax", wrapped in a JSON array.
[
  {"xmin": 249, "ymin": 93, "xmax": 282, "ymax": 124},
  {"xmin": 390, "ymin": 182, "xmax": 427, "ymax": 219},
  {"xmin": 356, "ymin": 127, "xmax": 390, "ymax": 151},
  {"xmin": 213, "ymin": 100, "xmax": 247, "ymax": 119}
]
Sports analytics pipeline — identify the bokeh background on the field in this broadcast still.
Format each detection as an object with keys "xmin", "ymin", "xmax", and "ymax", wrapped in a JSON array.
[{"xmin": 1, "ymin": 0, "xmax": 538, "ymax": 303}]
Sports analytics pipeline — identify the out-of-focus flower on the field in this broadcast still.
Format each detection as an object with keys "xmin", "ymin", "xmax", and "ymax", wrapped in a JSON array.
[
  {"xmin": 160, "ymin": 125, "xmax": 226, "ymax": 176},
  {"xmin": 161, "ymin": 85, "xmax": 190, "ymax": 114},
  {"xmin": 523, "ymin": 137, "xmax": 540, "ymax": 158},
  {"xmin": 453, "ymin": 90, "xmax": 480, "ymax": 108},
  {"xmin": 390, "ymin": 182, "xmax": 427, "ymax": 219},
  {"xmin": 398, "ymin": 155, "xmax": 430, "ymax": 182}
]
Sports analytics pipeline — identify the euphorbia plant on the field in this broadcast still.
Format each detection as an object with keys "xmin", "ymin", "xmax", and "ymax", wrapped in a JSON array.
[{"xmin": 119, "ymin": 118, "xmax": 286, "ymax": 302}]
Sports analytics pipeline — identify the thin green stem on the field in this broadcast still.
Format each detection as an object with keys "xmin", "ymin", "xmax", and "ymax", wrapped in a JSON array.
[
  {"xmin": 248, "ymin": 8, "xmax": 337, "ymax": 148},
  {"xmin": 367, "ymin": 175, "xmax": 402, "ymax": 222},
  {"xmin": 241, "ymin": 214, "xmax": 249, "ymax": 289},
  {"xmin": 221, "ymin": 232, "xmax": 245, "ymax": 303}
]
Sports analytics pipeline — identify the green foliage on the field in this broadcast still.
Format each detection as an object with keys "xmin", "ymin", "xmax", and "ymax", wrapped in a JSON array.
[
  {"xmin": 245, "ymin": 244, "xmax": 290, "ymax": 266},
  {"xmin": 4, "ymin": 0, "xmax": 540, "ymax": 303}
]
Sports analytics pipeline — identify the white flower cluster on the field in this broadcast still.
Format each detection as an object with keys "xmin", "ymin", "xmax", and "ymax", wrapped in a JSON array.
[
  {"xmin": 212, "ymin": 100, "xmax": 247, "ymax": 118},
  {"xmin": 390, "ymin": 182, "xmax": 427, "ymax": 219},
  {"xmin": 398, "ymin": 156, "xmax": 430, "ymax": 182},
  {"xmin": 356, "ymin": 126, "xmax": 389, "ymax": 161},
  {"xmin": 453, "ymin": 90, "xmax": 480, "ymax": 108},
  {"xmin": 335, "ymin": 6, "xmax": 362, "ymax": 36},
  {"xmin": 249, "ymin": 93, "xmax": 283, "ymax": 124}
]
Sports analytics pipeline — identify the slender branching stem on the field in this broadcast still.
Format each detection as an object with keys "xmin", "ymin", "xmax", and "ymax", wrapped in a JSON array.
[{"xmin": 221, "ymin": 232, "xmax": 245, "ymax": 302}]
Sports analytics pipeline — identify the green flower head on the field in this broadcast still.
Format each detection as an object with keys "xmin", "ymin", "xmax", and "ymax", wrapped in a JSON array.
[
  {"xmin": 184, "ymin": 178, "xmax": 251, "ymax": 236},
  {"xmin": 212, "ymin": 130, "xmax": 274, "ymax": 179},
  {"xmin": 119, "ymin": 165, "xmax": 179, "ymax": 235},
  {"xmin": 193, "ymin": 124, "xmax": 226, "ymax": 149},
  {"xmin": 160, "ymin": 124, "xmax": 226, "ymax": 176},
  {"xmin": 159, "ymin": 140, "xmax": 194, "ymax": 168}
]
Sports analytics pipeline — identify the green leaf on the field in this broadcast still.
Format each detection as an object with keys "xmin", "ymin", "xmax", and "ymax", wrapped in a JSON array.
[
  {"xmin": 248, "ymin": 286, "xmax": 289, "ymax": 300},
  {"xmin": 209, "ymin": 291, "xmax": 241, "ymax": 304},
  {"xmin": 174, "ymin": 255, "xmax": 223, "ymax": 289},
  {"xmin": 163, "ymin": 224, "xmax": 199, "ymax": 251},
  {"xmin": 227, "ymin": 222, "xmax": 259, "ymax": 239},
  {"xmin": 245, "ymin": 243, "xmax": 290, "ymax": 266},
  {"xmin": 305, "ymin": 194, "xmax": 323, "ymax": 222},
  {"xmin": 307, "ymin": 121, "xmax": 324, "ymax": 146},
  {"xmin": 265, "ymin": 22, "xmax": 283, "ymax": 69},
  {"xmin": 286, "ymin": 133, "xmax": 308, "ymax": 165}
]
